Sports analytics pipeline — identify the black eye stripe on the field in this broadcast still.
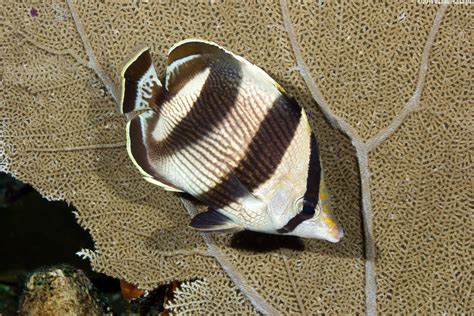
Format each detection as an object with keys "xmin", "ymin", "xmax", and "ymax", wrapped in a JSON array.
[
  {"xmin": 278, "ymin": 133, "xmax": 321, "ymax": 234},
  {"xmin": 276, "ymin": 211, "xmax": 313, "ymax": 234},
  {"xmin": 302, "ymin": 202, "xmax": 316, "ymax": 215}
]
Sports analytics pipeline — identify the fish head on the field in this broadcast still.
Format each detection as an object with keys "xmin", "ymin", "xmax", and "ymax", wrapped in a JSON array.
[
  {"xmin": 285, "ymin": 200, "xmax": 344, "ymax": 242},
  {"xmin": 265, "ymin": 177, "xmax": 344, "ymax": 242}
]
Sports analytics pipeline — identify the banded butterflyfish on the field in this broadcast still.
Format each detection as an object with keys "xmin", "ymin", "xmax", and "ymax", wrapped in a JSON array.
[{"xmin": 119, "ymin": 39, "xmax": 344, "ymax": 242}]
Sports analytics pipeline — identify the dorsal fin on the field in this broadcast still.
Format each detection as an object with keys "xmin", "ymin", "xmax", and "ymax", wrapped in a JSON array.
[
  {"xmin": 167, "ymin": 39, "xmax": 229, "ymax": 66},
  {"xmin": 190, "ymin": 208, "xmax": 242, "ymax": 232},
  {"xmin": 165, "ymin": 39, "xmax": 285, "ymax": 97},
  {"xmin": 120, "ymin": 46, "xmax": 163, "ymax": 114},
  {"xmin": 164, "ymin": 39, "xmax": 237, "ymax": 94}
]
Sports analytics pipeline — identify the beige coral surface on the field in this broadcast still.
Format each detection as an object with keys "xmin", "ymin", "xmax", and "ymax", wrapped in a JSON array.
[{"xmin": 1, "ymin": 1, "xmax": 472, "ymax": 314}]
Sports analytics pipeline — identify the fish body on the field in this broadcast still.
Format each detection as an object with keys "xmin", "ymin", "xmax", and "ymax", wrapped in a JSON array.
[{"xmin": 120, "ymin": 39, "xmax": 343, "ymax": 242}]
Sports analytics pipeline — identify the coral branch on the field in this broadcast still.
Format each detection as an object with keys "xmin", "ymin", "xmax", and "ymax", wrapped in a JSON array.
[
  {"xmin": 180, "ymin": 198, "xmax": 280, "ymax": 315},
  {"xmin": 8, "ymin": 30, "xmax": 89, "ymax": 68},
  {"xmin": 26, "ymin": 142, "xmax": 126, "ymax": 152},
  {"xmin": 355, "ymin": 146, "xmax": 377, "ymax": 316},
  {"xmin": 1, "ymin": 20, "xmax": 89, "ymax": 67},
  {"xmin": 366, "ymin": 5, "xmax": 448, "ymax": 151},
  {"xmin": 279, "ymin": 0, "xmax": 363, "ymax": 145},
  {"xmin": 66, "ymin": 0, "xmax": 119, "ymax": 103},
  {"xmin": 281, "ymin": 2, "xmax": 447, "ymax": 315},
  {"xmin": 280, "ymin": 250, "xmax": 306, "ymax": 313},
  {"xmin": 280, "ymin": 1, "xmax": 376, "ymax": 314}
]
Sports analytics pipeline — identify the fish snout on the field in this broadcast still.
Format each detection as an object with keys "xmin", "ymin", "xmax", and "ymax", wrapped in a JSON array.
[
  {"xmin": 323, "ymin": 214, "xmax": 344, "ymax": 243},
  {"xmin": 329, "ymin": 224, "xmax": 344, "ymax": 243}
]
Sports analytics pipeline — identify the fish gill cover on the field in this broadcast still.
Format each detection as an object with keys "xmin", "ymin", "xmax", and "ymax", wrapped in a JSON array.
[{"xmin": 0, "ymin": 1, "xmax": 471, "ymax": 314}]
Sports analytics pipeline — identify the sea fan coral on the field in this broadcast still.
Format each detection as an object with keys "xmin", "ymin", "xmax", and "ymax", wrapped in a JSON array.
[{"xmin": 1, "ymin": 1, "xmax": 471, "ymax": 314}]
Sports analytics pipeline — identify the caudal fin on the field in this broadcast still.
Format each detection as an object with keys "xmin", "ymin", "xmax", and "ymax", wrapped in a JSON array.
[{"xmin": 119, "ymin": 46, "xmax": 163, "ymax": 114}]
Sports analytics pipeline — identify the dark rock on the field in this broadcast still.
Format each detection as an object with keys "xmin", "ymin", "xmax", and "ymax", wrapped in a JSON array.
[{"xmin": 19, "ymin": 265, "xmax": 110, "ymax": 315}]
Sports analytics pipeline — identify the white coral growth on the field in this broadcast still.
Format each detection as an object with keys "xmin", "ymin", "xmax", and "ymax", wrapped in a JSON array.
[{"xmin": 165, "ymin": 279, "xmax": 211, "ymax": 314}]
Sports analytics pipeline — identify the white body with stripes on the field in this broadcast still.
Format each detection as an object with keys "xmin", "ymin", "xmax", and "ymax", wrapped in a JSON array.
[{"xmin": 120, "ymin": 39, "xmax": 343, "ymax": 242}]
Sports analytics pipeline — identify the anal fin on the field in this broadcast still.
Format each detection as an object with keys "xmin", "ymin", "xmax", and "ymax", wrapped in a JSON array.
[{"xmin": 190, "ymin": 208, "xmax": 242, "ymax": 233}]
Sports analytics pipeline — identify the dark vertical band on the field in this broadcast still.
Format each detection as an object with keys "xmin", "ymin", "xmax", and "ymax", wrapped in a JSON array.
[
  {"xmin": 198, "ymin": 94, "xmax": 302, "ymax": 209},
  {"xmin": 277, "ymin": 133, "xmax": 321, "ymax": 233}
]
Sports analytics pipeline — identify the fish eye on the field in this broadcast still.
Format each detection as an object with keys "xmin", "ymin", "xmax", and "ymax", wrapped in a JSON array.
[
  {"xmin": 293, "ymin": 197, "xmax": 321, "ymax": 218},
  {"xmin": 293, "ymin": 197, "xmax": 304, "ymax": 212}
]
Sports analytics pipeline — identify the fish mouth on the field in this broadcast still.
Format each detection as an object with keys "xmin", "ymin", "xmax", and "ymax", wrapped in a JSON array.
[
  {"xmin": 326, "ymin": 225, "xmax": 344, "ymax": 243},
  {"xmin": 321, "ymin": 214, "xmax": 344, "ymax": 243}
]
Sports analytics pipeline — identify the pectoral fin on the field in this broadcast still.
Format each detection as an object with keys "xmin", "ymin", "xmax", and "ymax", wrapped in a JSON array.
[{"xmin": 190, "ymin": 208, "xmax": 242, "ymax": 232}]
